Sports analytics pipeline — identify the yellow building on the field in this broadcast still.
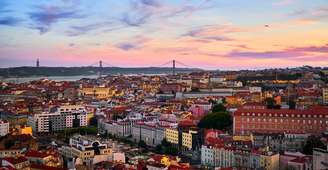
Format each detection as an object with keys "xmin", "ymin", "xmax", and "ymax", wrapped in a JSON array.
[
  {"xmin": 323, "ymin": 88, "xmax": 328, "ymax": 104},
  {"xmin": 165, "ymin": 128, "xmax": 179, "ymax": 145},
  {"xmin": 260, "ymin": 153, "xmax": 280, "ymax": 170},
  {"xmin": 59, "ymin": 135, "xmax": 112, "ymax": 163},
  {"xmin": 0, "ymin": 149, "xmax": 22, "ymax": 158},
  {"xmin": 16, "ymin": 126, "xmax": 33, "ymax": 136},
  {"xmin": 233, "ymin": 134, "xmax": 254, "ymax": 142},
  {"xmin": 182, "ymin": 130, "xmax": 197, "ymax": 150},
  {"xmin": 81, "ymin": 87, "xmax": 115, "ymax": 99}
]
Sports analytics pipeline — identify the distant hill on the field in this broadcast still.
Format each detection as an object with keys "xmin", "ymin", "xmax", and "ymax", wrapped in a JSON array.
[{"xmin": 0, "ymin": 66, "xmax": 202, "ymax": 78}]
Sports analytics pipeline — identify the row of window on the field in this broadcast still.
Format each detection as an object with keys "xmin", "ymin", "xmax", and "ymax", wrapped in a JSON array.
[{"xmin": 240, "ymin": 112, "xmax": 328, "ymax": 118}]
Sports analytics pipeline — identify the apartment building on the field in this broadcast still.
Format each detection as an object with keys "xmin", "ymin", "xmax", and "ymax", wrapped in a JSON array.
[
  {"xmin": 234, "ymin": 106, "xmax": 328, "ymax": 135},
  {"xmin": 0, "ymin": 119, "xmax": 9, "ymax": 136},
  {"xmin": 28, "ymin": 105, "xmax": 87, "ymax": 133}
]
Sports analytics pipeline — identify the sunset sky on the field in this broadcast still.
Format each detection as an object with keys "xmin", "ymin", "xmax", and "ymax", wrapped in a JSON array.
[{"xmin": 0, "ymin": 0, "xmax": 327, "ymax": 69}]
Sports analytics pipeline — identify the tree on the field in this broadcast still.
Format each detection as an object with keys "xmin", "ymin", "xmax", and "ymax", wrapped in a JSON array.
[
  {"xmin": 221, "ymin": 98, "xmax": 227, "ymax": 104},
  {"xmin": 198, "ymin": 111, "xmax": 232, "ymax": 130},
  {"xmin": 155, "ymin": 144, "xmax": 163, "ymax": 154},
  {"xmin": 288, "ymin": 100, "xmax": 296, "ymax": 110},
  {"xmin": 302, "ymin": 136, "xmax": 326, "ymax": 155},
  {"xmin": 265, "ymin": 97, "xmax": 276, "ymax": 109},
  {"xmin": 4, "ymin": 140, "xmax": 14, "ymax": 149},
  {"xmin": 191, "ymin": 87, "xmax": 200, "ymax": 92},
  {"xmin": 161, "ymin": 139, "xmax": 170, "ymax": 147},
  {"xmin": 273, "ymin": 105, "xmax": 281, "ymax": 109},
  {"xmin": 212, "ymin": 103, "xmax": 226, "ymax": 113},
  {"xmin": 165, "ymin": 146, "xmax": 178, "ymax": 156},
  {"xmin": 89, "ymin": 116, "xmax": 98, "ymax": 126},
  {"xmin": 138, "ymin": 140, "xmax": 147, "ymax": 148}
]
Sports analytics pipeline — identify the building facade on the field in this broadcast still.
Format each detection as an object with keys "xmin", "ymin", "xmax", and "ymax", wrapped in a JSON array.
[
  {"xmin": 234, "ymin": 107, "xmax": 328, "ymax": 135},
  {"xmin": 28, "ymin": 105, "xmax": 87, "ymax": 133},
  {"xmin": 0, "ymin": 119, "xmax": 9, "ymax": 136}
]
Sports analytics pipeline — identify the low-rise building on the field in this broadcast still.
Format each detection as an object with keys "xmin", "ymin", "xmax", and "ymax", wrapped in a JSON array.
[
  {"xmin": 313, "ymin": 148, "xmax": 328, "ymax": 170},
  {"xmin": 132, "ymin": 122, "xmax": 165, "ymax": 147},
  {"xmin": 59, "ymin": 135, "xmax": 112, "ymax": 168},
  {"xmin": 1, "ymin": 156, "xmax": 30, "ymax": 170}
]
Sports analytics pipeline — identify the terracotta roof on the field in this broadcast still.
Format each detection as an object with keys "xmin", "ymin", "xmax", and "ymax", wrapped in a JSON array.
[
  {"xmin": 25, "ymin": 150, "xmax": 50, "ymax": 158},
  {"xmin": 2, "ymin": 156, "xmax": 28, "ymax": 164},
  {"xmin": 30, "ymin": 164, "xmax": 68, "ymax": 170}
]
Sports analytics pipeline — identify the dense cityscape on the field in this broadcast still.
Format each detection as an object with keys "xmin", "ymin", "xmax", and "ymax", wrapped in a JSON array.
[
  {"xmin": 1, "ymin": 0, "xmax": 328, "ymax": 169},
  {"xmin": 0, "ymin": 65, "xmax": 328, "ymax": 169}
]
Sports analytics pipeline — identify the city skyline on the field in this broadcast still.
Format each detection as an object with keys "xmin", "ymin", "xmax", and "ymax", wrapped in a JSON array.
[{"xmin": 1, "ymin": 0, "xmax": 328, "ymax": 69}]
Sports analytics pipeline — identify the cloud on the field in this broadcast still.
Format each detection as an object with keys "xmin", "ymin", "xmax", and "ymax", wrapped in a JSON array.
[
  {"xmin": 289, "ymin": 5, "xmax": 328, "ymax": 22},
  {"xmin": 0, "ymin": 17, "xmax": 21, "ymax": 26},
  {"xmin": 68, "ymin": 43, "xmax": 75, "ymax": 47},
  {"xmin": 182, "ymin": 24, "xmax": 243, "ymax": 42},
  {"xmin": 117, "ymin": 0, "xmax": 162, "ymax": 27},
  {"xmin": 115, "ymin": 36, "xmax": 151, "ymax": 51},
  {"xmin": 225, "ymin": 44, "xmax": 328, "ymax": 60},
  {"xmin": 66, "ymin": 21, "xmax": 115, "ymax": 36},
  {"xmin": 116, "ymin": 43, "xmax": 139, "ymax": 51},
  {"xmin": 274, "ymin": 0, "xmax": 295, "ymax": 6},
  {"xmin": 118, "ymin": 0, "xmax": 215, "ymax": 28},
  {"xmin": 29, "ymin": 5, "xmax": 83, "ymax": 34}
]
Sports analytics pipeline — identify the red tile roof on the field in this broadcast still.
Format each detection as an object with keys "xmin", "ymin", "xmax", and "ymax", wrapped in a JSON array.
[
  {"xmin": 2, "ymin": 156, "xmax": 28, "ymax": 164},
  {"xmin": 25, "ymin": 150, "xmax": 50, "ymax": 158}
]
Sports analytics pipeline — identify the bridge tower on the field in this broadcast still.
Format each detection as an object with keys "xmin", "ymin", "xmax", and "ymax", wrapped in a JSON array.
[
  {"xmin": 36, "ymin": 58, "xmax": 40, "ymax": 67},
  {"xmin": 98, "ymin": 60, "xmax": 103, "ymax": 78},
  {"xmin": 172, "ymin": 59, "xmax": 176, "ymax": 75}
]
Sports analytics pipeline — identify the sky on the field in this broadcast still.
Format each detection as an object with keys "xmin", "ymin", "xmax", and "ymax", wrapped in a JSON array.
[{"xmin": 0, "ymin": 0, "xmax": 328, "ymax": 70}]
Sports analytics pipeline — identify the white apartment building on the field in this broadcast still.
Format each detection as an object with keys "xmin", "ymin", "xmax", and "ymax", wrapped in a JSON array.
[
  {"xmin": 0, "ymin": 119, "xmax": 9, "ymax": 136},
  {"xmin": 28, "ymin": 105, "xmax": 87, "ymax": 133}
]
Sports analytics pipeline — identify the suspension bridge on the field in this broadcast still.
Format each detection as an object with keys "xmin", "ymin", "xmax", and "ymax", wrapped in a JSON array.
[{"xmin": 36, "ymin": 59, "xmax": 199, "ymax": 77}]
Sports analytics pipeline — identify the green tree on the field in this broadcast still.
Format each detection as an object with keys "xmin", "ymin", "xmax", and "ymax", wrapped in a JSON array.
[
  {"xmin": 221, "ymin": 98, "xmax": 227, "ymax": 104},
  {"xmin": 89, "ymin": 116, "xmax": 98, "ymax": 126},
  {"xmin": 212, "ymin": 103, "xmax": 226, "ymax": 112},
  {"xmin": 138, "ymin": 140, "xmax": 147, "ymax": 148},
  {"xmin": 4, "ymin": 140, "xmax": 14, "ymax": 149},
  {"xmin": 155, "ymin": 144, "xmax": 163, "ymax": 154},
  {"xmin": 198, "ymin": 112, "xmax": 232, "ymax": 130},
  {"xmin": 288, "ymin": 100, "xmax": 296, "ymax": 110},
  {"xmin": 265, "ymin": 97, "xmax": 276, "ymax": 109},
  {"xmin": 165, "ymin": 146, "xmax": 178, "ymax": 156},
  {"xmin": 161, "ymin": 139, "xmax": 170, "ymax": 147},
  {"xmin": 302, "ymin": 136, "xmax": 326, "ymax": 155}
]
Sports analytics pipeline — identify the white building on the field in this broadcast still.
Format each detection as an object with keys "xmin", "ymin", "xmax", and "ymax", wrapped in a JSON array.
[
  {"xmin": 99, "ymin": 120, "xmax": 132, "ymax": 137},
  {"xmin": 201, "ymin": 145, "xmax": 215, "ymax": 167},
  {"xmin": 28, "ymin": 105, "xmax": 87, "ymax": 133},
  {"xmin": 59, "ymin": 135, "xmax": 112, "ymax": 168},
  {"xmin": 0, "ymin": 119, "xmax": 9, "ymax": 136},
  {"xmin": 313, "ymin": 148, "xmax": 328, "ymax": 170},
  {"xmin": 132, "ymin": 122, "xmax": 165, "ymax": 147}
]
